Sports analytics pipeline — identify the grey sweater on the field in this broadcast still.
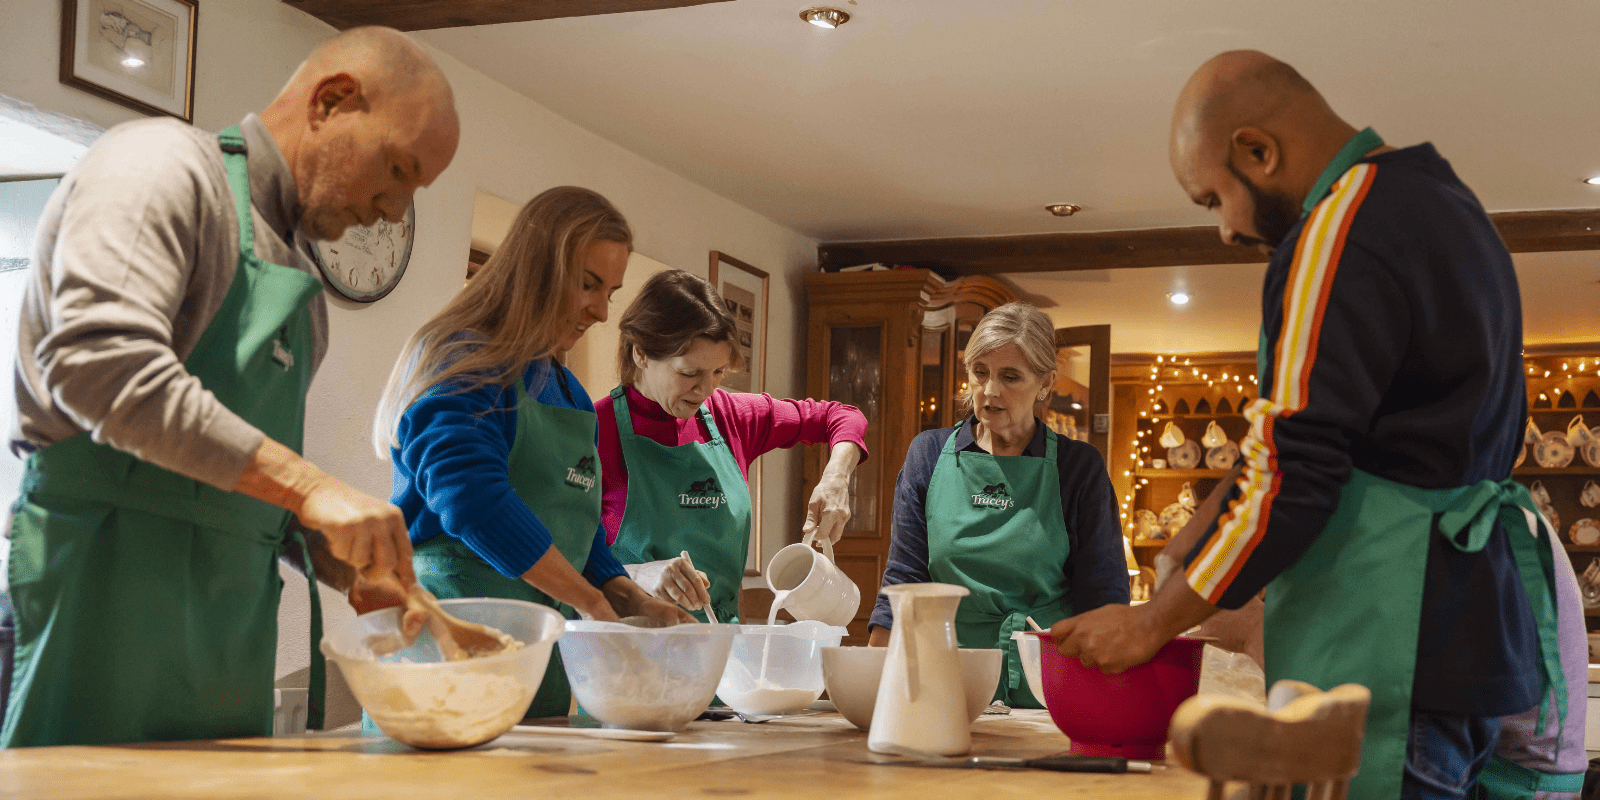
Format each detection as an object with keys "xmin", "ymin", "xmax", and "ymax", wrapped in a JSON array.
[{"xmin": 12, "ymin": 114, "xmax": 329, "ymax": 491}]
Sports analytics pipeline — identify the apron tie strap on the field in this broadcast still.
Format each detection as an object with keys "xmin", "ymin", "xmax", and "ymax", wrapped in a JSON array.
[
  {"xmin": 283, "ymin": 525, "xmax": 326, "ymax": 731},
  {"xmin": 1435, "ymin": 478, "xmax": 1534, "ymax": 553},
  {"xmin": 997, "ymin": 611, "xmax": 1029, "ymax": 694},
  {"xmin": 964, "ymin": 601, "xmax": 1065, "ymax": 699},
  {"xmin": 1437, "ymin": 478, "xmax": 1565, "ymax": 740}
]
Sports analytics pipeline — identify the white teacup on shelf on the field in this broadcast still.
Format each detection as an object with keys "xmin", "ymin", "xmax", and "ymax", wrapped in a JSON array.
[
  {"xmin": 1529, "ymin": 480, "xmax": 1552, "ymax": 508},
  {"xmin": 1582, "ymin": 480, "xmax": 1600, "ymax": 509},
  {"xmin": 1526, "ymin": 419, "xmax": 1542, "ymax": 446},
  {"xmin": 1177, "ymin": 481, "xmax": 1197, "ymax": 509},
  {"xmin": 1200, "ymin": 420, "xmax": 1227, "ymax": 449},
  {"xmin": 1159, "ymin": 422, "xmax": 1185, "ymax": 449},
  {"xmin": 1152, "ymin": 458, "xmax": 1167, "ymax": 469},
  {"xmin": 1568, "ymin": 416, "xmax": 1593, "ymax": 447}
]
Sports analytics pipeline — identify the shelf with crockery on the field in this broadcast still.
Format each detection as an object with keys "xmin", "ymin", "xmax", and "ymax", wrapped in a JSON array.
[
  {"xmin": 1516, "ymin": 351, "xmax": 1600, "ymax": 622},
  {"xmin": 1111, "ymin": 354, "xmax": 1258, "ymax": 575}
]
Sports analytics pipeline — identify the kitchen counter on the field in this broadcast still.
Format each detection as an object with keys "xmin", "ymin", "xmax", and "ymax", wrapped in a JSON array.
[{"xmin": 0, "ymin": 710, "xmax": 1207, "ymax": 799}]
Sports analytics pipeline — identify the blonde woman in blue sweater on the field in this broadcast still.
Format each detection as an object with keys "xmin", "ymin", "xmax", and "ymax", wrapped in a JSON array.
[{"xmin": 374, "ymin": 186, "xmax": 690, "ymax": 717}]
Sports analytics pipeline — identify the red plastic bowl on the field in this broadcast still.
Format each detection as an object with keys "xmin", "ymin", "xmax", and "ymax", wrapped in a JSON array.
[{"xmin": 1025, "ymin": 632, "xmax": 1206, "ymax": 760}]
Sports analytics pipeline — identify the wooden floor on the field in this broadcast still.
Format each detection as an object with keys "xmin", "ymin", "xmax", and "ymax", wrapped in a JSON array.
[{"xmin": 0, "ymin": 710, "xmax": 1208, "ymax": 799}]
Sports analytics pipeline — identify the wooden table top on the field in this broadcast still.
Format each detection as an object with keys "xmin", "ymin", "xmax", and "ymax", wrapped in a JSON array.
[{"xmin": 0, "ymin": 710, "xmax": 1208, "ymax": 799}]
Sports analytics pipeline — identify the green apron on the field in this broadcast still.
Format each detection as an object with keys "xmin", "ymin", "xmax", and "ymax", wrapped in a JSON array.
[
  {"xmin": 2, "ymin": 126, "xmax": 325, "ymax": 747},
  {"xmin": 411, "ymin": 366, "xmax": 601, "ymax": 718},
  {"xmin": 1258, "ymin": 125, "xmax": 1570, "ymax": 798},
  {"xmin": 1263, "ymin": 471, "xmax": 1566, "ymax": 800},
  {"xmin": 925, "ymin": 421, "xmax": 1071, "ymax": 708},
  {"xmin": 608, "ymin": 387, "xmax": 752, "ymax": 625}
]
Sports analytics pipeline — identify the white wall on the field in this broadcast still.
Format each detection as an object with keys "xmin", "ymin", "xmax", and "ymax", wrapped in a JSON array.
[{"xmin": 0, "ymin": 0, "xmax": 816, "ymax": 726}]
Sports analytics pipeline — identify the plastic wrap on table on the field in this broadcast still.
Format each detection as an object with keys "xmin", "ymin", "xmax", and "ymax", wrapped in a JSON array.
[{"xmin": 1197, "ymin": 644, "xmax": 1265, "ymax": 704}]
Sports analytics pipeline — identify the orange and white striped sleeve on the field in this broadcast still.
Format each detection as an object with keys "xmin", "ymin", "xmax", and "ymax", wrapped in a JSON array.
[{"xmin": 1183, "ymin": 164, "xmax": 1407, "ymax": 609}]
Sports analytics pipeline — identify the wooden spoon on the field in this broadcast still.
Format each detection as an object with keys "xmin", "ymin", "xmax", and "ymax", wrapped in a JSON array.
[{"xmin": 405, "ymin": 586, "xmax": 517, "ymax": 661}]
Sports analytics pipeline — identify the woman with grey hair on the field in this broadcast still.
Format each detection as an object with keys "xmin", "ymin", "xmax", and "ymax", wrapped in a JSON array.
[{"xmin": 867, "ymin": 302, "xmax": 1128, "ymax": 708}]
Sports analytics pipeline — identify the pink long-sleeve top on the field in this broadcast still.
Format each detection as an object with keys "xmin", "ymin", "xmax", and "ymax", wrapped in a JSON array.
[{"xmin": 595, "ymin": 386, "xmax": 869, "ymax": 545}]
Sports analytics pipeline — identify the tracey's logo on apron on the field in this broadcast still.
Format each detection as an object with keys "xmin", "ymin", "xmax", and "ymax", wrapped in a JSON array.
[
  {"xmin": 679, "ymin": 477, "xmax": 728, "ymax": 510},
  {"xmin": 565, "ymin": 455, "xmax": 597, "ymax": 491},
  {"xmin": 971, "ymin": 482, "xmax": 1015, "ymax": 510}
]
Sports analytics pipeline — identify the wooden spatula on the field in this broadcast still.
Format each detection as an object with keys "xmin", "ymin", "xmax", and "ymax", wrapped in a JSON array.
[{"xmin": 405, "ymin": 586, "xmax": 518, "ymax": 661}]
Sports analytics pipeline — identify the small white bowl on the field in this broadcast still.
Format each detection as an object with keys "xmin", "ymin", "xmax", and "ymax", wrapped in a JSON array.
[{"xmin": 820, "ymin": 646, "xmax": 1002, "ymax": 731}]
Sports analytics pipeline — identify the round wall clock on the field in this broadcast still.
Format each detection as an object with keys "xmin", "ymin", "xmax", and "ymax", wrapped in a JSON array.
[{"xmin": 310, "ymin": 203, "xmax": 415, "ymax": 303}]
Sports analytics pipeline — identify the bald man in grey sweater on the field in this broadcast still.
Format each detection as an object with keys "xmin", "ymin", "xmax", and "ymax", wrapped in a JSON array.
[{"xmin": 4, "ymin": 27, "xmax": 458, "ymax": 746}]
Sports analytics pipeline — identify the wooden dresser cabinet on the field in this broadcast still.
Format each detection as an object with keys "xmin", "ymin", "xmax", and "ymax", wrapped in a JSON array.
[{"xmin": 801, "ymin": 269, "xmax": 1015, "ymax": 644}]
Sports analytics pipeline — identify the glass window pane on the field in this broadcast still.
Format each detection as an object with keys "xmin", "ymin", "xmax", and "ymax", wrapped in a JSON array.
[
  {"xmin": 829, "ymin": 326, "xmax": 881, "ymax": 533},
  {"xmin": 920, "ymin": 328, "xmax": 948, "ymax": 432}
]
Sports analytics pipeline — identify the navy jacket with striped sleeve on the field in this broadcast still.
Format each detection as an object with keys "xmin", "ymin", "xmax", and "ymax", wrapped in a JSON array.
[{"xmin": 1181, "ymin": 143, "xmax": 1539, "ymax": 717}]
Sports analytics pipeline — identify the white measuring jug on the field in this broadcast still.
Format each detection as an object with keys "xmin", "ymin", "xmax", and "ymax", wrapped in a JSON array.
[
  {"xmin": 868, "ymin": 582, "xmax": 971, "ymax": 756},
  {"xmin": 766, "ymin": 531, "xmax": 860, "ymax": 628}
]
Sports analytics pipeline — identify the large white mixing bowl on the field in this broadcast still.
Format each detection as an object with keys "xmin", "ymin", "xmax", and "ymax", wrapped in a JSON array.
[{"xmin": 321, "ymin": 598, "xmax": 563, "ymax": 749}]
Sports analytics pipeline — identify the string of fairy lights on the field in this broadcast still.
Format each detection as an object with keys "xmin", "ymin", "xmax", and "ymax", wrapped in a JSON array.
[
  {"xmin": 1121, "ymin": 356, "xmax": 1257, "ymax": 534},
  {"xmin": 1527, "ymin": 358, "xmax": 1600, "ymax": 408},
  {"xmin": 1119, "ymin": 354, "xmax": 1599, "ymax": 538}
]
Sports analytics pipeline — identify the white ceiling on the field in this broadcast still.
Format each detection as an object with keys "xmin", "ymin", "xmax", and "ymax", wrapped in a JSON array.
[
  {"xmin": 421, "ymin": 0, "xmax": 1600, "ymax": 347},
  {"xmin": 420, "ymin": 0, "xmax": 1600, "ymax": 244},
  {"xmin": 1011, "ymin": 250, "xmax": 1600, "ymax": 354}
]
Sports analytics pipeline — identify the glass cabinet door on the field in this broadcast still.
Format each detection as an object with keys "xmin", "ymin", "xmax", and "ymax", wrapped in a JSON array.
[
  {"xmin": 920, "ymin": 327, "xmax": 949, "ymax": 432},
  {"xmin": 828, "ymin": 325, "xmax": 882, "ymax": 534}
]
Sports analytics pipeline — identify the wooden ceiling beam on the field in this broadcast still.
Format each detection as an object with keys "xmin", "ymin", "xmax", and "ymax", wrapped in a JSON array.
[
  {"xmin": 282, "ymin": 0, "xmax": 735, "ymax": 32},
  {"xmin": 817, "ymin": 208, "xmax": 1600, "ymax": 275}
]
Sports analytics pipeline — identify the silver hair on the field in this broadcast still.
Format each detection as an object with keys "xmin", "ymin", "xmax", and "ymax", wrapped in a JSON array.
[{"xmin": 962, "ymin": 302, "xmax": 1058, "ymax": 411}]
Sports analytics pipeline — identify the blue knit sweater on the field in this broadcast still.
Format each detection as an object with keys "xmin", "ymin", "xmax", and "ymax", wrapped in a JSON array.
[{"xmin": 390, "ymin": 359, "xmax": 626, "ymax": 587}]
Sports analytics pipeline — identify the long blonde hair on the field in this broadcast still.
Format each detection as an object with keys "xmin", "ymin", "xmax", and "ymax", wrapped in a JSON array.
[{"xmin": 373, "ymin": 186, "xmax": 632, "ymax": 456}]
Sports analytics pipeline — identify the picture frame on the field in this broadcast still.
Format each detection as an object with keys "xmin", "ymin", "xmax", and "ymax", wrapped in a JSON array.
[
  {"xmin": 709, "ymin": 251, "xmax": 769, "ymax": 575},
  {"xmin": 60, "ymin": 0, "xmax": 198, "ymax": 122}
]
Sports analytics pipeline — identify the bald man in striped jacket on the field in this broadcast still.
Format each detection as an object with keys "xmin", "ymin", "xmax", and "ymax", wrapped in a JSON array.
[{"xmin": 1054, "ymin": 51, "xmax": 1585, "ymax": 800}]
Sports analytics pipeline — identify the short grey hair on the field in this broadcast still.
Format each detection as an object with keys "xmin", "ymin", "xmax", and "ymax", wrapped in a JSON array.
[{"xmin": 963, "ymin": 302, "xmax": 1058, "ymax": 409}]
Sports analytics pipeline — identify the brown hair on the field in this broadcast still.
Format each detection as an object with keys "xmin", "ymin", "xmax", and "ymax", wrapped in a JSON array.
[
  {"xmin": 374, "ymin": 186, "xmax": 632, "ymax": 454},
  {"xmin": 616, "ymin": 270, "xmax": 743, "ymax": 385}
]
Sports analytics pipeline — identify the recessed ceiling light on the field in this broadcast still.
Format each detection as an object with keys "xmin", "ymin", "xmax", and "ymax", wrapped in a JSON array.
[
  {"xmin": 1045, "ymin": 203, "xmax": 1082, "ymax": 217},
  {"xmin": 1585, "ymin": 176, "xmax": 1600, "ymax": 186},
  {"xmin": 800, "ymin": 7, "xmax": 850, "ymax": 28},
  {"xmin": 1167, "ymin": 292, "xmax": 1191, "ymax": 306}
]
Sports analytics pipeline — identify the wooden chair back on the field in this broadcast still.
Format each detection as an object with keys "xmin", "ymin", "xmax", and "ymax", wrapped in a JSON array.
[{"xmin": 1168, "ymin": 679, "xmax": 1371, "ymax": 800}]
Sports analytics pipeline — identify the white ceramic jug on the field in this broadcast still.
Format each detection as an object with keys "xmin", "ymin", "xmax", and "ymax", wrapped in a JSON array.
[
  {"xmin": 766, "ymin": 532, "xmax": 860, "ymax": 628},
  {"xmin": 868, "ymin": 583, "xmax": 971, "ymax": 756}
]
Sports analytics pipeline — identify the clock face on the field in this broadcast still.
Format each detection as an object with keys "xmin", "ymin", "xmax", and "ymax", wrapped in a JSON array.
[{"xmin": 311, "ymin": 203, "xmax": 415, "ymax": 302}]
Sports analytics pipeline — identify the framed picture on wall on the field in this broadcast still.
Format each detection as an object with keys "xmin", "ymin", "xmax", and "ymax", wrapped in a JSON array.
[
  {"xmin": 709, "ymin": 251, "xmax": 769, "ymax": 575},
  {"xmin": 60, "ymin": 0, "xmax": 198, "ymax": 122}
]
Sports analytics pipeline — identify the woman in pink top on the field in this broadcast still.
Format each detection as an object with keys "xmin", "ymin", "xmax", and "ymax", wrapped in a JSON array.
[{"xmin": 598, "ymin": 270, "xmax": 867, "ymax": 623}]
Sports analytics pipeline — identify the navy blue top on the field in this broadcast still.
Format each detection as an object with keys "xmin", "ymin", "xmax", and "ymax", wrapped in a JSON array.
[
  {"xmin": 870, "ymin": 417, "xmax": 1130, "ymax": 630},
  {"xmin": 390, "ymin": 359, "xmax": 627, "ymax": 587},
  {"xmin": 1182, "ymin": 143, "xmax": 1538, "ymax": 716}
]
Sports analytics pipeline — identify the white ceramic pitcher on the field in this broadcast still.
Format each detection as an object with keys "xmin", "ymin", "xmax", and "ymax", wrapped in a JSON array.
[
  {"xmin": 868, "ymin": 583, "xmax": 971, "ymax": 756},
  {"xmin": 766, "ymin": 531, "xmax": 860, "ymax": 628}
]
